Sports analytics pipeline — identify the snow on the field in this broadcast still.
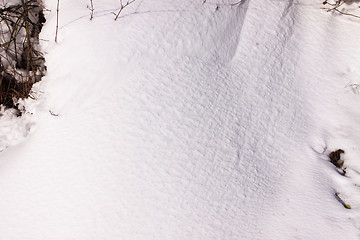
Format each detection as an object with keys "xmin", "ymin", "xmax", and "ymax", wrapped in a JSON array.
[{"xmin": 1, "ymin": 0, "xmax": 360, "ymax": 239}]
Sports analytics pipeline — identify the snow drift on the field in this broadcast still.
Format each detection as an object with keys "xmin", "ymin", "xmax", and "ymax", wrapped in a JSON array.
[{"xmin": 1, "ymin": 0, "xmax": 360, "ymax": 239}]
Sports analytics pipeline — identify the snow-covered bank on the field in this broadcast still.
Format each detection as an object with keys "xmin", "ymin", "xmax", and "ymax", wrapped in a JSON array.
[{"xmin": 1, "ymin": 0, "xmax": 360, "ymax": 239}]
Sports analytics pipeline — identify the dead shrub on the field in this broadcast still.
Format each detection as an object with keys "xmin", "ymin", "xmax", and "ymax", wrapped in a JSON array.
[{"xmin": 0, "ymin": 0, "xmax": 46, "ymax": 111}]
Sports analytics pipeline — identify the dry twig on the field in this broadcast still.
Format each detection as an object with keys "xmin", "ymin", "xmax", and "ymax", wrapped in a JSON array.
[
  {"xmin": 55, "ymin": 0, "xmax": 59, "ymax": 42},
  {"xmin": 89, "ymin": 0, "xmax": 94, "ymax": 20},
  {"xmin": 322, "ymin": 0, "xmax": 360, "ymax": 19},
  {"xmin": 114, "ymin": 0, "xmax": 136, "ymax": 21}
]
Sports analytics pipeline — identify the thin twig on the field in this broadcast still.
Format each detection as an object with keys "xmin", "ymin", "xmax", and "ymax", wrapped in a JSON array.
[
  {"xmin": 322, "ymin": 0, "xmax": 360, "ymax": 19},
  {"xmin": 89, "ymin": 0, "xmax": 94, "ymax": 20},
  {"xmin": 55, "ymin": 0, "xmax": 60, "ymax": 42},
  {"xmin": 49, "ymin": 110, "xmax": 59, "ymax": 116},
  {"xmin": 114, "ymin": 0, "xmax": 136, "ymax": 21},
  {"xmin": 335, "ymin": 192, "xmax": 351, "ymax": 209},
  {"xmin": 332, "ymin": 7, "xmax": 360, "ymax": 18}
]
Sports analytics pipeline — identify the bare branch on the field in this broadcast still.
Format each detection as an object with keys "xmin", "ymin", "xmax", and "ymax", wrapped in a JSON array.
[{"xmin": 114, "ymin": 0, "xmax": 136, "ymax": 21}]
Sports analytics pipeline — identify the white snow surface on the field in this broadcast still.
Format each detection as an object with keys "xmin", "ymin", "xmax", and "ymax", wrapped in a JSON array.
[{"xmin": 1, "ymin": 0, "xmax": 360, "ymax": 239}]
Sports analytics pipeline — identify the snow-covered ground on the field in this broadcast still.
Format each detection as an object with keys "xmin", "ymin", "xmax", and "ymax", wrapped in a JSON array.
[{"xmin": 1, "ymin": 0, "xmax": 360, "ymax": 239}]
